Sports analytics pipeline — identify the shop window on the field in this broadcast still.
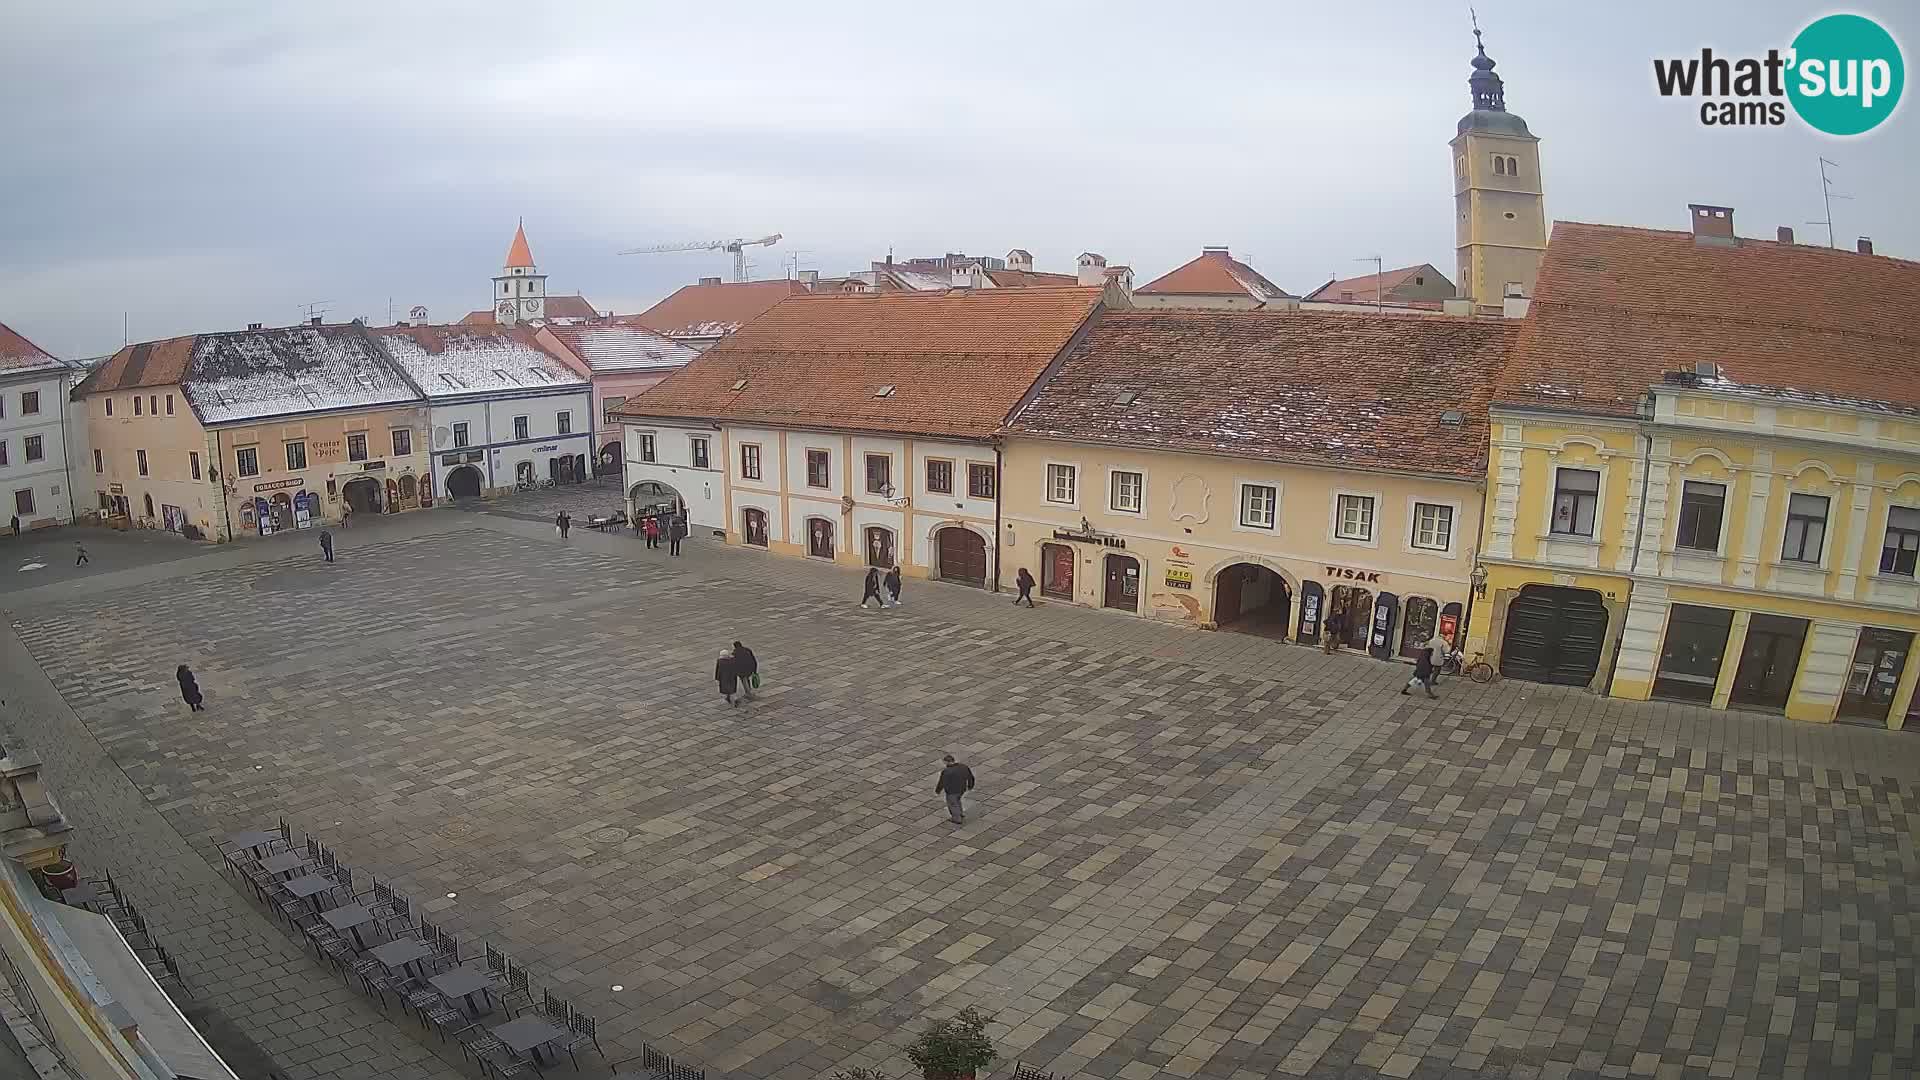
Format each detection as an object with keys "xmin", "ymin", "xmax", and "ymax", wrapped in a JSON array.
[
  {"xmin": 1046, "ymin": 463, "xmax": 1077, "ymax": 505},
  {"xmin": 392, "ymin": 428, "xmax": 412, "ymax": 456},
  {"xmin": 1652, "ymin": 604, "xmax": 1733, "ymax": 703},
  {"xmin": 1551, "ymin": 468, "xmax": 1600, "ymax": 537},
  {"xmin": 1782, "ymin": 493, "xmax": 1829, "ymax": 564},
  {"xmin": 236, "ymin": 446, "xmax": 259, "ymax": 477},
  {"xmin": 1675, "ymin": 480, "xmax": 1726, "ymax": 552},
  {"xmin": 1335, "ymin": 494, "xmax": 1375, "ymax": 541},
  {"xmin": 285, "ymin": 440, "xmax": 307, "ymax": 470},
  {"xmin": 968, "ymin": 463, "xmax": 995, "ymax": 500},
  {"xmin": 806, "ymin": 449, "xmax": 831, "ymax": 488},
  {"xmin": 1110, "ymin": 470, "xmax": 1143, "ymax": 513},
  {"xmin": 348, "ymin": 433, "xmax": 368, "ymax": 462},
  {"xmin": 1411, "ymin": 502, "xmax": 1453, "ymax": 551},
  {"xmin": 1881, "ymin": 506, "xmax": 1920, "ymax": 577},
  {"xmin": 741, "ymin": 443, "xmax": 762, "ymax": 480},
  {"xmin": 690, "ymin": 437, "xmax": 709, "ymax": 469},
  {"xmin": 926, "ymin": 458, "xmax": 953, "ymax": 495},
  {"xmin": 1239, "ymin": 484, "xmax": 1276, "ymax": 529},
  {"xmin": 513, "ymin": 415, "xmax": 530, "ymax": 440}
]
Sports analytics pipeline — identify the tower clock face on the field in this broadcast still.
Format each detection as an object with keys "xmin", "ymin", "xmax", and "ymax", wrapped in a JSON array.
[
  {"xmin": 521, "ymin": 298, "xmax": 541, "ymax": 313},
  {"xmin": 496, "ymin": 300, "xmax": 514, "ymax": 317}
]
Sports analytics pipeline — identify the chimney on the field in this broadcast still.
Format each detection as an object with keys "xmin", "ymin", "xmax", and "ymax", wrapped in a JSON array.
[
  {"xmin": 698, "ymin": 276, "xmax": 722, "ymax": 286},
  {"xmin": 1076, "ymin": 252, "xmax": 1107, "ymax": 287},
  {"xmin": 1442, "ymin": 298, "xmax": 1473, "ymax": 317},
  {"xmin": 1777, "ymin": 226, "xmax": 1795, "ymax": 245},
  {"xmin": 1857, "ymin": 237, "xmax": 1874, "ymax": 256},
  {"xmin": 797, "ymin": 269, "xmax": 819, "ymax": 287},
  {"xmin": 951, "ymin": 266, "xmax": 972, "ymax": 288},
  {"xmin": 1687, "ymin": 203, "xmax": 1737, "ymax": 246},
  {"xmin": 309, "ymin": 315, "xmax": 323, "ymax": 326},
  {"xmin": 247, "ymin": 322, "xmax": 263, "ymax": 331}
]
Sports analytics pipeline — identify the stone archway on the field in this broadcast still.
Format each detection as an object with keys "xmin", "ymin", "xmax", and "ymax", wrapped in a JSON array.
[
  {"xmin": 342, "ymin": 477, "xmax": 382, "ymax": 515},
  {"xmin": 446, "ymin": 465, "xmax": 484, "ymax": 499},
  {"xmin": 1211, "ymin": 562, "xmax": 1293, "ymax": 639},
  {"xmin": 628, "ymin": 479, "xmax": 684, "ymax": 517}
]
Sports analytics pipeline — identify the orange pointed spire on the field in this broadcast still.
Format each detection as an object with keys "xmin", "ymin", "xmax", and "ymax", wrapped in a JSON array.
[{"xmin": 504, "ymin": 218, "xmax": 535, "ymax": 268}]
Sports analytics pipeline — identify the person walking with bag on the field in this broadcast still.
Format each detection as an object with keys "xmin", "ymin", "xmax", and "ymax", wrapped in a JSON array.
[
  {"xmin": 935, "ymin": 754, "xmax": 976, "ymax": 824},
  {"xmin": 883, "ymin": 565, "xmax": 903, "ymax": 608},
  {"xmin": 715, "ymin": 650, "xmax": 741, "ymax": 707},
  {"xmin": 731, "ymin": 640, "xmax": 758, "ymax": 701},
  {"xmin": 1402, "ymin": 631, "xmax": 1453, "ymax": 699},
  {"xmin": 1013, "ymin": 568, "xmax": 1036, "ymax": 607},
  {"xmin": 858, "ymin": 567, "xmax": 884, "ymax": 610}
]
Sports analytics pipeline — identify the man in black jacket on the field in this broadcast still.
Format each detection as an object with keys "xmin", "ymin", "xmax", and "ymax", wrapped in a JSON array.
[
  {"xmin": 936, "ymin": 754, "xmax": 975, "ymax": 824},
  {"xmin": 731, "ymin": 640, "xmax": 757, "ymax": 702}
]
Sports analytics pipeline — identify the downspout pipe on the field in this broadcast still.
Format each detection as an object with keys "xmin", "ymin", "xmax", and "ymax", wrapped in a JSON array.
[
  {"xmin": 1603, "ymin": 395, "xmax": 1657, "ymax": 695},
  {"xmin": 991, "ymin": 439, "xmax": 1004, "ymax": 594}
]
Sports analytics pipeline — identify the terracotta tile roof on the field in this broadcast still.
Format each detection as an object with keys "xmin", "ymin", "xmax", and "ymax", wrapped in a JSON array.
[
  {"xmin": 1136, "ymin": 248, "xmax": 1291, "ymax": 300},
  {"xmin": 615, "ymin": 286, "xmax": 1104, "ymax": 440},
  {"xmin": 75, "ymin": 334, "xmax": 198, "ymax": 395},
  {"xmin": 985, "ymin": 269, "xmax": 1081, "ymax": 288},
  {"xmin": 0, "ymin": 321, "xmax": 61, "ymax": 372},
  {"xmin": 1499, "ymin": 222, "xmax": 1920, "ymax": 418},
  {"xmin": 459, "ymin": 294, "xmax": 600, "ymax": 325},
  {"xmin": 1305, "ymin": 264, "xmax": 1449, "ymax": 302},
  {"xmin": 505, "ymin": 221, "xmax": 535, "ymax": 268},
  {"xmin": 541, "ymin": 324, "xmax": 699, "ymax": 374},
  {"xmin": 628, "ymin": 279, "xmax": 809, "ymax": 340},
  {"xmin": 1007, "ymin": 309, "xmax": 1518, "ymax": 480}
]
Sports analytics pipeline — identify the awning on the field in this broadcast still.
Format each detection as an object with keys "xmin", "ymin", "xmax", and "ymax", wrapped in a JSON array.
[{"xmin": 49, "ymin": 905, "xmax": 238, "ymax": 1080}]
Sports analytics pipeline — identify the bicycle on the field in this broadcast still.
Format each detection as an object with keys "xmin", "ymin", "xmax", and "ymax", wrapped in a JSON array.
[
  {"xmin": 1441, "ymin": 651, "xmax": 1498, "ymax": 684},
  {"xmin": 516, "ymin": 479, "xmax": 537, "ymax": 492},
  {"xmin": 537, "ymin": 478, "xmax": 557, "ymax": 490}
]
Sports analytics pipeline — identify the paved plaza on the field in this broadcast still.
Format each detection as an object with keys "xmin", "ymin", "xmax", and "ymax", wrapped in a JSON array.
[{"xmin": 3, "ymin": 507, "xmax": 1918, "ymax": 1080}]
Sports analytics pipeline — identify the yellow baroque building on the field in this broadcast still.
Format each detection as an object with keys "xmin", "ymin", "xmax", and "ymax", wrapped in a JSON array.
[{"xmin": 1469, "ymin": 209, "xmax": 1920, "ymax": 728}]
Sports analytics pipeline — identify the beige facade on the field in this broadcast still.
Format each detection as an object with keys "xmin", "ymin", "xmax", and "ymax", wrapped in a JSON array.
[
  {"xmin": 999, "ymin": 438, "xmax": 1483, "ymax": 655},
  {"xmin": 85, "ymin": 385, "xmax": 219, "ymax": 537}
]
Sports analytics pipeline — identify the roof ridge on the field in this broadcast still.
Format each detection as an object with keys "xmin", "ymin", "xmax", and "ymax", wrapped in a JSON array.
[{"xmin": 1533, "ymin": 296, "xmax": 1920, "ymax": 346}]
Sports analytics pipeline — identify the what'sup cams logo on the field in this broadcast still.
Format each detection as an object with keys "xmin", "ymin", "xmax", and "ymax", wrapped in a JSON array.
[{"xmin": 1654, "ymin": 13, "xmax": 1904, "ymax": 135}]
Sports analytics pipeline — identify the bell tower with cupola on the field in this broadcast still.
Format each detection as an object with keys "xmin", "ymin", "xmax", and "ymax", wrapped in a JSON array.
[
  {"xmin": 491, "ymin": 220, "xmax": 546, "ymax": 326},
  {"xmin": 1449, "ymin": 23, "xmax": 1547, "ymax": 313}
]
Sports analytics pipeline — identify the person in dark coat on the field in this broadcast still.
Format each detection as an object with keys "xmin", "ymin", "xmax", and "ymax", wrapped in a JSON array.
[
  {"xmin": 1322, "ymin": 607, "xmax": 1344, "ymax": 654},
  {"xmin": 8, "ymin": 515, "xmax": 18, "ymax": 537},
  {"xmin": 715, "ymin": 650, "xmax": 740, "ymax": 707},
  {"xmin": 668, "ymin": 513, "xmax": 687, "ymax": 556},
  {"xmin": 1403, "ymin": 631, "xmax": 1452, "ymax": 699},
  {"xmin": 74, "ymin": 542, "xmax": 89, "ymax": 566},
  {"xmin": 859, "ymin": 567, "xmax": 884, "ymax": 610},
  {"xmin": 557, "ymin": 512, "xmax": 571, "ymax": 539},
  {"xmin": 319, "ymin": 529, "xmax": 334, "ymax": 563},
  {"xmin": 731, "ymin": 640, "xmax": 758, "ymax": 701},
  {"xmin": 1013, "ymin": 568, "xmax": 1036, "ymax": 607},
  {"xmin": 176, "ymin": 665, "xmax": 205, "ymax": 712},
  {"xmin": 935, "ymin": 754, "xmax": 976, "ymax": 824},
  {"xmin": 883, "ymin": 565, "xmax": 903, "ymax": 608}
]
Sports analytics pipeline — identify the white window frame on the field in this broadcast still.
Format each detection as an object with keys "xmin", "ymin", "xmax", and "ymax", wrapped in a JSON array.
[
  {"xmin": 636, "ymin": 432, "xmax": 656, "ymax": 463},
  {"xmin": 1044, "ymin": 462, "xmax": 1078, "ymax": 508},
  {"xmin": 452, "ymin": 422, "xmax": 470, "ymax": 449},
  {"xmin": 1880, "ymin": 502, "xmax": 1920, "ymax": 580},
  {"xmin": 1107, "ymin": 468, "xmax": 1145, "ymax": 516},
  {"xmin": 1236, "ymin": 482, "xmax": 1278, "ymax": 531},
  {"xmin": 1406, "ymin": 497, "xmax": 1460, "ymax": 556},
  {"xmin": 689, "ymin": 436, "xmax": 710, "ymax": 470},
  {"xmin": 513, "ymin": 415, "xmax": 530, "ymax": 441},
  {"xmin": 804, "ymin": 447, "xmax": 833, "ymax": 489},
  {"xmin": 1546, "ymin": 465, "xmax": 1602, "ymax": 541},
  {"xmin": 1330, "ymin": 490, "xmax": 1380, "ymax": 548},
  {"xmin": 1779, "ymin": 489, "xmax": 1832, "ymax": 569},
  {"xmin": 740, "ymin": 442, "xmax": 763, "ymax": 481},
  {"xmin": 1671, "ymin": 477, "xmax": 1731, "ymax": 557}
]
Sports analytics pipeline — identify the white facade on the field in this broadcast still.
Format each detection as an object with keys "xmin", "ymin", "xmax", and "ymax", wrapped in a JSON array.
[
  {"xmin": 620, "ymin": 421, "xmax": 725, "ymax": 528},
  {"xmin": 1, "ymin": 368, "xmax": 78, "ymax": 528},
  {"xmin": 429, "ymin": 390, "xmax": 593, "ymax": 496}
]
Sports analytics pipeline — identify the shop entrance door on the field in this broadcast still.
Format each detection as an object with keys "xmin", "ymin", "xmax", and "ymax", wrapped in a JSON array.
[
  {"xmin": 1103, "ymin": 554, "xmax": 1139, "ymax": 612},
  {"xmin": 1729, "ymin": 614, "xmax": 1810, "ymax": 712},
  {"xmin": 1838, "ymin": 628, "xmax": 1914, "ymax": 725},
  {"xmin": 1041, "ymin": 543, "xmax": 1074, "ymax": 600}
]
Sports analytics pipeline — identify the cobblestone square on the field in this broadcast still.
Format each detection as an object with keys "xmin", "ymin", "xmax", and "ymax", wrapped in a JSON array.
[{"xmin": 4, "ymin": 514, "xmax": 1917, "ymax": 1080}]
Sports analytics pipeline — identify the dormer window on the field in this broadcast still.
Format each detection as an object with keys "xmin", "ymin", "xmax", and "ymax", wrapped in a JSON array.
[
  {"xmin": 731, "ymin": 378, "xmax": 748, "ymax": 391},
  {"xmin": 873, "ymin": 384, "xmax": 896, "ymax": 398}
]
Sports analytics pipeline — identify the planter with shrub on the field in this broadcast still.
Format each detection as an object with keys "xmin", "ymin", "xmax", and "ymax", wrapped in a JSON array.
[{"xmin": 905, "ymin": 1006, "xmax": 996, "ymax": 1080}]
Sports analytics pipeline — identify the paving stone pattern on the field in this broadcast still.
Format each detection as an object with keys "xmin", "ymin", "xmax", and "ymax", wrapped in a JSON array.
[{"xmin": 4, "ymin": 513, "xmax": 1919, "ymax": 1080}]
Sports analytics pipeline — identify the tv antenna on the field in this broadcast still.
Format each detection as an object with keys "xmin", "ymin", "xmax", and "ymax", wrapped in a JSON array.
[
  {"xmin": 1355, "ymin": 254, "xmax": 1384, "ymax": 314},
  {"xmin": 300, "ymin": 300, "xmax": 334, "ymax": 324},
  {"xmin": 1806, "ymin": 157, "xmax": 1850, "ymax": 248}
]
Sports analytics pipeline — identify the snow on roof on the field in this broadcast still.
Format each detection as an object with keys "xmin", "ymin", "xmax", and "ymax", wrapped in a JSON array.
[
  {"xmin": 184, "ymin": 325, "xmax": 420, "ymax": 425},
  {"xmin": 544, "ymin": 324, "xmax": 699, "ymax": 374},
  {"xmin": 372, "ymin": 325, "xmax": 587, "ymax": 399},
  {"xmin": 0, "ymin": 320, "xmax": 62, "ymax": 373}
]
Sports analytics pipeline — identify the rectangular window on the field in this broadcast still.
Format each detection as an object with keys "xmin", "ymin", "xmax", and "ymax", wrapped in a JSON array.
[
  {"xmin": 21, "ymin": 391, "xmax": 39, "ymax": 415},
  {"xmin": 1411, "ymin": 502, "xmax": 1453, "ymax": 551},
  {"xmin": 1240, "ymin": 484, "xmax": 1277, "ymax": 529},
  {"xmin": 1110, "ymin": 470, "xmax": 1143, "ymax": 513},
  {"xmin": 1550, "ymin": 468, "xmax": 1601, "ymax": 537},
  {"xmin": 0, "ymin": 442, "xmax": 8, "ymax": 466},
  {"xmin": 347, "ymin": 433, "xmax": 368, "ymax": 462},
  {"xmin": 98, "ymin": 491, "xmax": 109, "ymax": 510},
  {"xmin": 740, "ymin": 443, "xmax": 761, "ymax": 480},
  {"xmin": 189, "ymin": 451, "xmax": 201, "ymax": 480},
  {"xmin": 452, "ymin": 422, "xmax": 470, "ymax": 448},
  {"xmin": 105, "ymin": 398, "xmax": 113, "ymax": 417},
  {"xmin": 24, "ymin": 436, "xmax": 44, "ymax": 463},
  {"xmin": 1675, "ymin": 480, "xmax": 1727, "ymax": 552},
  {"xmin": 236, "ymin": 447, "xmax": 258, "ymax": 477},
  {"xmin": 136, "ymin": 448, "xmax": 147, "ymax": 475},
  {"xmin": 638, "ymin": 433, "xmax": 656, "ymax": 462},
  {"xmin": 1880, "ymin": 506, "xmax": 1920, "ymax": 578},
  {"xmin": 513, "ymin": 415, "xmax": 529, "ymax": 440},
  {"xmin": 602, "ymin": 396, "xmax": 627, "ymax": 423},
  {"xmin": 1046, "ymin": 463, "xmax": 1076, "ymax": 505},
  {"xmin": 1336, "ymin": 493, "xmax": 1375, "ymax": 541},
  {"xmin": 149, "ymin": 394, "xmax": 157, "ymax": 415},
  {"xmin": 1782, "ymin": 493, "xmax": 1829, "ymax": 564},
  {"xmin": 165, "ymin": 393, "xmax": 174, "ymax": 415},
  {"xmin": 392, "ymin": 428, "xmax": 412, "ymax": 457},
  {"xmin": 926, "ymin": 458, "xmax": 953, "ymax": 494},
  {"xmin": 13, "ymin": 490, "xmax": 32, "ymax": 516},
  {"xmin": 285, "ymin": 441, "xmax": 307, "ymax": 470},
  {"xmin": 690, "ymin": 437, "xmax": 709, "ymax": 469},
  {"xmin": 865, "ymin": 454, "xmax": 891, "ymax": 495},
  {"xmin": 968, "ymin": 462, "xmax": 995, "ymax": 500},
  {"xmin": 557, "ymin": 411, "xmax": 571, "ymax": 435},
  {"xmin": 806, "ymin": 449, "xmax": 831, "ymax": 488},
  {"xmin": 133, "ymin": 395, "xmax": 142, "ymax": 416},
  {"xmin": 93, "ymin": 448, "xmax": 103, "ymax": 473}
]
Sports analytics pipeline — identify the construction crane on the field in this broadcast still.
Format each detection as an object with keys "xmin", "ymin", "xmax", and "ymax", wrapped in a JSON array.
[{"xmin": 618, "ymin": 234, "xmax": 783, "ymax": 283}]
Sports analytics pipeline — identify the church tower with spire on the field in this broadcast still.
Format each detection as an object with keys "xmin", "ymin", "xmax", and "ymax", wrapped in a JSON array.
[
  {"xmin": 1450, "ymin": 23, "xmax": 1547, "ymax": 313},
  {"xmin": 492, "ymin": 220, "xmax": 546, "ymax": 326}
]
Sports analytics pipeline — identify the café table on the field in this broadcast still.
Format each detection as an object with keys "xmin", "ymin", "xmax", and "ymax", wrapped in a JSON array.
[
  {"xmin": 429, "ymin": 967, "xmax": 496, "ymax": 1018},
  {"xmin": 491, "ymin": 1015, "xmax": 567, "ymax": 1067},
  {"xmin": 369, "ymin": 937, "xmax": 434, "ymax": 981},
  {"xmin": 322, "ymin": 903, "xmax": 376, "ymax": 950},
  {"xmin": 226, "ymin": 829, "xmax": 280, "ymax": 856},
  {"xmin": 281, "ymin": 873, "xmax": 337, "ymax": 911},
  {"xmin": 258, "ymin": 851, "xmax": 311, "ymax": 878}
]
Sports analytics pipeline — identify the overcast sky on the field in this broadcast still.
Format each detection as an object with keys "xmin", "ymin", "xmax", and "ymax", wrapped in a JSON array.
[{"xmin": 3, "ymin": 1, "xmax": 1914, "ymax": 359}]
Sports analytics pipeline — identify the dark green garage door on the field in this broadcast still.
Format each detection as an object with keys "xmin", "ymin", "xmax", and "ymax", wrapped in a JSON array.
[{"xmin": 1500, "ymin": 585, "xmax": 1609, "ymax": 686}]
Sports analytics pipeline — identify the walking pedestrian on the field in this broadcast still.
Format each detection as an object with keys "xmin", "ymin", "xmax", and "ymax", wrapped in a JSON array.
[
  {"xmin": 669, "ymin": 513, "xmax": 686, "ymax": 556},
  {"xmin": 715, "ymin": 649, "xmax": 740, "ymax": 707},
  {"xmin": 1013, "ymin": 567, "xmax": 1036, "ymax": 607},
  {"xmin": 883, "ymin": 565, "xmax": 903, "ymax": 608},
  {"xmin": 1402, "ymin": 631, "xmax": 1453, "ymax": 699},
  {"xmin": 557, "ymin": 512, "xmax": 571, "ymax": 539},
  {"xmin": 859, "ymin": 567, "xmax": 884, "ymax": 610},
  {"xmin": 175, "ymin": 664, "xmax": 206, "ymax": 712},
  {"xmin": 74, "ymin": 542, "xmax": 89, "ymax": 566},
  {"xmin": 731, "ymin": 640, "xmax": 759, "ymax": 701},
  {"xmin": 935, "ymin": 754, "xmax": 975, "ymax": 824},
  {"xmin": 8, "ymin": 515, "xmax": 17, "ymax": 537},
  {"xmin": 341, "ymin": 502, "xmax": 352, "ymax": 529},
  {"xmin": 1322, "ymin": 607, "xmax": 1344, "ymax": 654},
  {"xmin": 319, "ymin": 529, "xmax": 334, "ymax": 563},
  {"xmin": 643, "ymin": 515, "xmax": 660, "ymax": 550}
]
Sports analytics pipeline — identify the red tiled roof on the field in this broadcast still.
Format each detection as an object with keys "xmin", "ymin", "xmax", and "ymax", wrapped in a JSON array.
[
  {"xmin": 1499, "ymin": 222, "xmax": 1920, "ymax": 417},
  {"xmin": 614, "ymin": 287, "xmax": 1104, "ymax": 440},
  {"xmin": 1305, "ymin": 264, "xmax": 1444, "ymax": 302},
  {"xmin": 985, "ymin": 269, "xmax": 1081, "ymax": 288},
  {"xmin": 75, "ymin": 335, "xmax": 198, "ymax": 394},
  {"xmin": 505, "ymin": 221, "xmax": 535, "ymax": 268},
  {"xmin": 0, "ymin": 321, "xmax": 60, "ymax": 372},
  {"xmin": 628, "ymin": 279, "xmax": 810, "ymax": 339},
  {"xmin": 459, "ymin": 294, "xmax": 600, "ymax": 325},
  {"xmin": 1136, "ymin": 249, "xmax": 1291, "ymax": 299},
  {"xmin": 1008, "ymin": 308, "xmax": 1517, "ymax": 480}
]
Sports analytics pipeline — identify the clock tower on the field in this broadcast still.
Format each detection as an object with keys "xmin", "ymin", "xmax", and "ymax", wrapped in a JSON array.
[
  {"xmin": 491, "ymin": 220, "xmax": 546, "ymax": 325},
  {"xmin": 1449, "ymin": 26, "xmax": 1547, "ymax": 313}
]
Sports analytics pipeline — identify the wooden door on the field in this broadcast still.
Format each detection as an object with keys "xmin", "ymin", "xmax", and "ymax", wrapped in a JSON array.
[
  {"xmin": 937, "ymin": 528, "xmax": 986, "ymax": 586},
  {"xmin": 866, "ymin": 527, "xmax": 895, "ymax": 568},
  {"xmin": 1103, "ymin": 555, "xmax": 1139, "ymax": 612},
  {"xmin": 1730, "ymin": 614, "xmax": 1809, "ymax": 711}
]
